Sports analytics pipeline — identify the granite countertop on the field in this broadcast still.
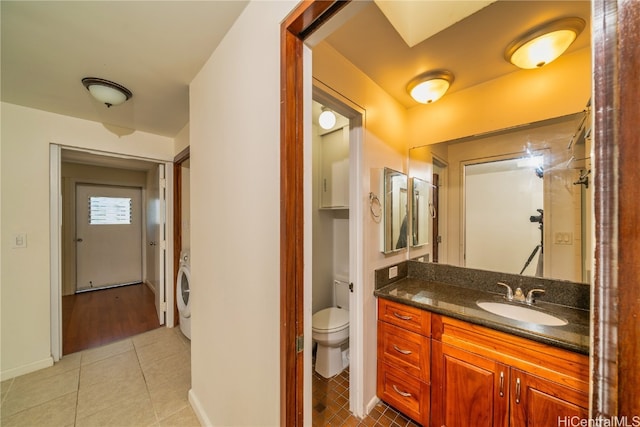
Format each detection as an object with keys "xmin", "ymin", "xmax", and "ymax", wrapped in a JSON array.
[{"xmin": 375, "ymin": 277, "xmax": 590, "ymax": 354}]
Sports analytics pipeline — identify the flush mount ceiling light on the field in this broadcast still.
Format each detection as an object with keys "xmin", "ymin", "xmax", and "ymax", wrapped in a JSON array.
[
  {"xmin": 505, "ymin": 17, "xmax": 586, "ymax": 69},
  {"xmin": 407, "ymin": 70, "xmax": 454, "ymax": 104},
  {"xmin": 318, "ymin": 107, "xmax": 337, "ymax": 130},
  {"xmin": 81, "ymin": 77, "xmax": 132, "ymax": 107}
]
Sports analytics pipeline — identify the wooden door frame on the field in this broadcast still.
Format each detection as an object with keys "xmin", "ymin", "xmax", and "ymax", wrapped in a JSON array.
[
  {"xmin": 173, "ymin": 146, "xmax": 190, "ymax": 327},
  {"xmin": 280, "ymin": 0, "xmax": 640, "ymax": 424}
]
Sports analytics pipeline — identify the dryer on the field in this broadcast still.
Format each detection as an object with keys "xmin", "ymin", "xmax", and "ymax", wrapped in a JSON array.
[{"xmin": 176, "ymin": 250, "xmax": 191, "ymax": 339}]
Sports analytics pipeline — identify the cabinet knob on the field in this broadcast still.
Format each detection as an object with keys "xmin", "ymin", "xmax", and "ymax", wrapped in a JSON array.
[{"xmin": 515, "ymin": 378, "xmax": 521, "ymax": 404}]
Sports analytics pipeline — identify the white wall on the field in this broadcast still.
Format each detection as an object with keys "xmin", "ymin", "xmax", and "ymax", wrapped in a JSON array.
[
  {"xmin": 0, "ymin": 102, "xmax": 174, "ymax": 380},
  {"xmin": 188, "ymin": 1, "xmax": 296, "ymax": 424}
]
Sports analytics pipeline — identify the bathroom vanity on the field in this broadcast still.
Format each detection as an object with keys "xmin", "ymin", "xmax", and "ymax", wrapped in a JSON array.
[{"xmin": 375, "ymin": 262, "xmax": 590, "ymax": 427}]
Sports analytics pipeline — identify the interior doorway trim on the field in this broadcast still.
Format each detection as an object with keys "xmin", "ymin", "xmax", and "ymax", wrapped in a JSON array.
[
  {"xmin": 49, "ymin": 144, "xmax": 175, "ymax": 361},
  {"xmin": 282, "ymin": 0, "xmax": 640, "ymax": 423},
  {"xmin": 173, "ymin": 146, "xmax": 190, "ymax": 329}
]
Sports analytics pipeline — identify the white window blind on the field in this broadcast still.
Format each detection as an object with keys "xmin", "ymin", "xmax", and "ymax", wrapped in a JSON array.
[{"xmin": 89, "ymin": 197, "xmax": 132, "ymax": 225}]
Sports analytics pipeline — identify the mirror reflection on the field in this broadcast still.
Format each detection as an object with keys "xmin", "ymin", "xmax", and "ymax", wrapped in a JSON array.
[
  {"xmin": 408, "ymin": 111, "xmax": 591, "ymax": 283},
  {"xmin": 382, "ymin": 167, "xmax": 408, "ymax": 254},
  {"xmin": 410, "ymin": 177, "xmax": 432, "ymax": 248}
]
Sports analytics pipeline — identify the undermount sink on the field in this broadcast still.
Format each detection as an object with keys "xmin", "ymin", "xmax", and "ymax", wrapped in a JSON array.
[{"xmin": 476, "ymin": 301, "xmax": 568, "ymax": 326}]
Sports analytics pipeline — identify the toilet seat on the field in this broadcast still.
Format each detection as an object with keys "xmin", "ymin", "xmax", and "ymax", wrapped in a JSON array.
[{"xmin": 312, "ymin": 307, "xmax": 349, "ymax": 333}]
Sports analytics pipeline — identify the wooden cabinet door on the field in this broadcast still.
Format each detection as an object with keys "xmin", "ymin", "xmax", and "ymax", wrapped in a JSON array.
[
  {"xmin": 432, "ymin": 341, "xmax": 509, "ymax": 427},
  {"xmin": 510, "ymin": 369, "xmax": 588, "ymax": 427}
]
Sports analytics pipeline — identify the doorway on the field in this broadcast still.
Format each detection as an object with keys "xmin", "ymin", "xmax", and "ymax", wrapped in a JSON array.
[
  {"xmin": 51, "ymin": 146, "xmax": 174, "ymax": 360},
  {"xmin": 75, "ymin": 184, "xmax": 143, "ymax": 291},
  {"xmin": 307, "ymin": 85, "xmax": 365, "ymax": 424}
]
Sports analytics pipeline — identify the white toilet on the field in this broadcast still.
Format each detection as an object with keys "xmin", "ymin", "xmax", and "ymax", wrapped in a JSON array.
[{"xmin": 312, "ymin": 277, "xmax": 350, "ymax": 378}]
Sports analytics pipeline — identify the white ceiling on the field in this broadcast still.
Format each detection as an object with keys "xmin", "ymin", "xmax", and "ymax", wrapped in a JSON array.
[
  {"xmin": 1, "ymin": 1, "xmax": 248, "ymax": 138},
  {"xmin": 325, "ymin": 1, "xmax": 591, "ymax": 109},
  {"xmin": 2, "ymin": 1, "xmax": 590, "ymax": 140}
]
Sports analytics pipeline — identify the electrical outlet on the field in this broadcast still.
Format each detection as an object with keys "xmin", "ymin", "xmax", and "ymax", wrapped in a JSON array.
[
  {"xmin": 12, "ymin": 233, "xmax": 27, "ymax": 248},
  {"xmin": 554, "ymin": 232, "xmax": 573, "ymax": 245},
  {"xmin": 389, "ymin": 266, "xmax": 398, "ymax": 279}
]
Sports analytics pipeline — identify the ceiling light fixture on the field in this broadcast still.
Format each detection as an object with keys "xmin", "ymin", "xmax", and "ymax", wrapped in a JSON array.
[
  {"xmin": 407, "ymin": 70, "xmax": 454, "ymax": 104},
  {"xmin": 505, "ymin": 17, "xmax": 586, "ymax": 69},
  {"xmin": 319, "ymin": 107, "xmax": 337, "ymax": 130},
  {"xmin": 82, "ymin": 77, "xmax": 132, "ymax": 107}
]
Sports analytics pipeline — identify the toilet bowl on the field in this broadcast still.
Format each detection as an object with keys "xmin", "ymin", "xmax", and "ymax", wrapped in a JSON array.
[{"xmin": 312, "ymin": 277, "xmax": 350, "ymax": 378}]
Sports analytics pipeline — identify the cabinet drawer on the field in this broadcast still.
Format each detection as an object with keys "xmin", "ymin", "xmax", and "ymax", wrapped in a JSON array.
[
  {"xmin": 378, "ymin": 321, "xmax": 430, "ymax": 382},
  {"xmin": 378, "ymin": 298, "xmax": 431, "ymax": 336},
  {"xmin": 377, "ymin": 362, "xmax": 430, "ymax": 425}
]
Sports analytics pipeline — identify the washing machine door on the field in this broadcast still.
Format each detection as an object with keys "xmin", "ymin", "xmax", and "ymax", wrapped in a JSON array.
[{"xmin": 176, "ymin": 265, "xmax": 191, "ymax": 318}]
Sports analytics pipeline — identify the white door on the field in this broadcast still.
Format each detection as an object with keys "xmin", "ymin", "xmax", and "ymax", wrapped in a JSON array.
[
  {"xmin": 146, "ymin": 164, "xmax": 167, "ymax": 324},
  {"xmin": 76, "ymin": 184, "xmax": 142, "ymax": 291}
]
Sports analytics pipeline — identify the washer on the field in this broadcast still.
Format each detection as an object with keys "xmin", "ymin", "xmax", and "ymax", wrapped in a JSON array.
[{"xmin": 176, "ymin": 250, "xmax": 191, "ymax": 339}]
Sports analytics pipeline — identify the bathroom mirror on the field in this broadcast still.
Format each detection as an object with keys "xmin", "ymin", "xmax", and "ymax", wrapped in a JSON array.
[
  {"xmin": 410, "ymin": 177, "xmax": 432, "ymax": 248},
  {"xmin": 408, "ymin": 111, "xmax": 591, "ymax": 283},
  {"xmin": 382, "ymin": 167, "xmax": 408, "ymax": 254}
]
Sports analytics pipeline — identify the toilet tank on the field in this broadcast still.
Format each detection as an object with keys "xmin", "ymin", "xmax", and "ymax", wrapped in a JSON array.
[{"xmin": 334, "ymin": 276, "xmax": 350, "ymax": 310}]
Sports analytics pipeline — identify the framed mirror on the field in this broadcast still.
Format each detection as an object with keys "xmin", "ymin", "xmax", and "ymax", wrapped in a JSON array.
[
  {"xmin": 382, "ymin": 167, "xmax": 408, "ymax": 254},
  {"xmin": 410, "ymin": 177, "xmax": 432, "ymax": 248}
]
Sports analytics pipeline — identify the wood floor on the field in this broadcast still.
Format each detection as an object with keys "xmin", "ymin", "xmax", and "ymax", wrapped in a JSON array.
[{"xmin": 62, "ymin": 283, "xmax": 161, "ymax": 355}]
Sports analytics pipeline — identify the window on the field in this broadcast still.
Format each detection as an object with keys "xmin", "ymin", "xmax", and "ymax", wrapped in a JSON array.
[{"xmin": 89, "ymin": 197, "xmax": 132, "ymax": 225}]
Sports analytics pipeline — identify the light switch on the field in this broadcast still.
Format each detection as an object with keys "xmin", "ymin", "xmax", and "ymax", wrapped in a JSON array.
[
  {"xmin": 389, "ymin": 266, "xmax": 398, "ymax": 279},
  {"xmin": 12, "ymin": 233, "xmax": 27, "ymax": 248}
]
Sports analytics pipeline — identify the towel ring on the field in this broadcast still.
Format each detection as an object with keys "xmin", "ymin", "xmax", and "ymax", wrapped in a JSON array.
[{"xmin": 369, "ymin": 192, "xmax": 382, "ymax": 222}]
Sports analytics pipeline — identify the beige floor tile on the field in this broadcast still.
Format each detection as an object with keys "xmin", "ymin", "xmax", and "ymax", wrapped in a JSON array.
[
  {"xmin": 173, "ymin": 328, "xmax": 191, "ymax": 348},
  {"xmin": 132, "ymin": 327, "xmax": 176, "ymax": 349},
  {"xmin": 81, "ymin": 338, "xmax": 134, "ymax": 366},
  {"xmin": 1, "ymin": 368, "xmax": 79, "ymax": 418},
  {"xmin": 79, "ymin": 350, "xmax": 142, "ymax": 389},
  {"xmin": 158, "ymin": 405, "xmax": 201, "ymax": 427},
  {"xmin": 76, "ymin": 369, "xmax": 149, "ymax": 419},
  {"xmin": 0, "ymin": 391, "xmax": 77, "ymax": 427},
  {"xmin": 75, "ymin": 393, "xmax": 157, "ymax": 427},
  {"xmin": 135, "ymin": 332, "xmax": 187, "ymax": 368},
  {"xmin": 141, "ymin": 350, "xmax": 191, "ymax": 390},
  {"xmin": 148, "ymin": 374, "xmax": 191, "ymax": 420},
  {"xmin": 1, "ymin": 378, "xmax": 14, "ymax": 404}
]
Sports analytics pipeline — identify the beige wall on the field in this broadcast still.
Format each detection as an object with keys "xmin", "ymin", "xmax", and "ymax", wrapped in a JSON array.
[
  {"xmin": 188, "ymin": 1, "xmax": 295, "ymax": 424},
  {"xmin": 0, "ymin": 102, "xmax": 173, "ymax": 380}
]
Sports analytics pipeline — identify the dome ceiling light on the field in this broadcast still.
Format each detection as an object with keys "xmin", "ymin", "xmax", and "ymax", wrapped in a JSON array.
[
  {"xmin": 318, "ymin": 107, "xmax": 337, "ymax": 130},
  {"xmin": 406, "ymin": 70, "xmax": 454, "ymax": 104},
  {"xmin": 504, "ymin": 17, "xmax": 586, "ymax": 69},
  {"xmin": 82, "ymin": 77, "xmax": 133, "ymax": 107}
]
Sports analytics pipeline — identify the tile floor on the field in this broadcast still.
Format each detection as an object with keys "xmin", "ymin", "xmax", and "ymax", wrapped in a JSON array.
[
  {"xmin": 312, "ymin": 367, "xmax": 420, "ymax": 427},
  {"xmin": 1, "ymin": 327, "xmax": 199, "ymax": 427}
]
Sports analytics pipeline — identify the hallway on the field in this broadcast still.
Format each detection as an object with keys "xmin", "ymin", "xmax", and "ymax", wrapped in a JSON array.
[
  {"xmin": 62, "ymin": 283, "xmax": 161, "ymax": 355},
  {"xmin": 1, "ymin": 327, "xmax": 197, "ymax": 426}
]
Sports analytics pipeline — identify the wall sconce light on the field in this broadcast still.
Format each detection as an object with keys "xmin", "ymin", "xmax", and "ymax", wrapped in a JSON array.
[
  {"xmin": 319, "ymin": 107, "xmax": 337, "ymax": 130},
  {"xmin": 82, "ymin": 77, "xmax": 133, "ymax": 107},
  {"xmin": 504, "ymin": 17, "xmax": 586, "ymax": 69},
  {"xmin": 407, "ymin": 70, "xmax": 454, "ymax": 104}
]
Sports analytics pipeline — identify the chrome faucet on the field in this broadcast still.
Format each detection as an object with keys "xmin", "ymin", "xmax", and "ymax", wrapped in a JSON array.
[
  {"xmin": 497, "ymin": 282, "xmax": 545, "ymax": 304},
  {"xmin": 525, "ymin": 288, "xmax": 546, "ymax": 304}
]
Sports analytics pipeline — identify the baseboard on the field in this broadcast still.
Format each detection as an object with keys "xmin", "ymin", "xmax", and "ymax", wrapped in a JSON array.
[
  {"xmin": 144, "ymin": 280, "xmax": 156, "ymax": 294},
  {"xmin": 1, "ymin": 356, "xmax": 54, "ymax": 381},
  {"xmin": 366, "ymin": 395, "xmax": 381, "ymax": 415},
  {"xmin": 189, "ymin": 388, "xmax": 213, "ymax": 427}
]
